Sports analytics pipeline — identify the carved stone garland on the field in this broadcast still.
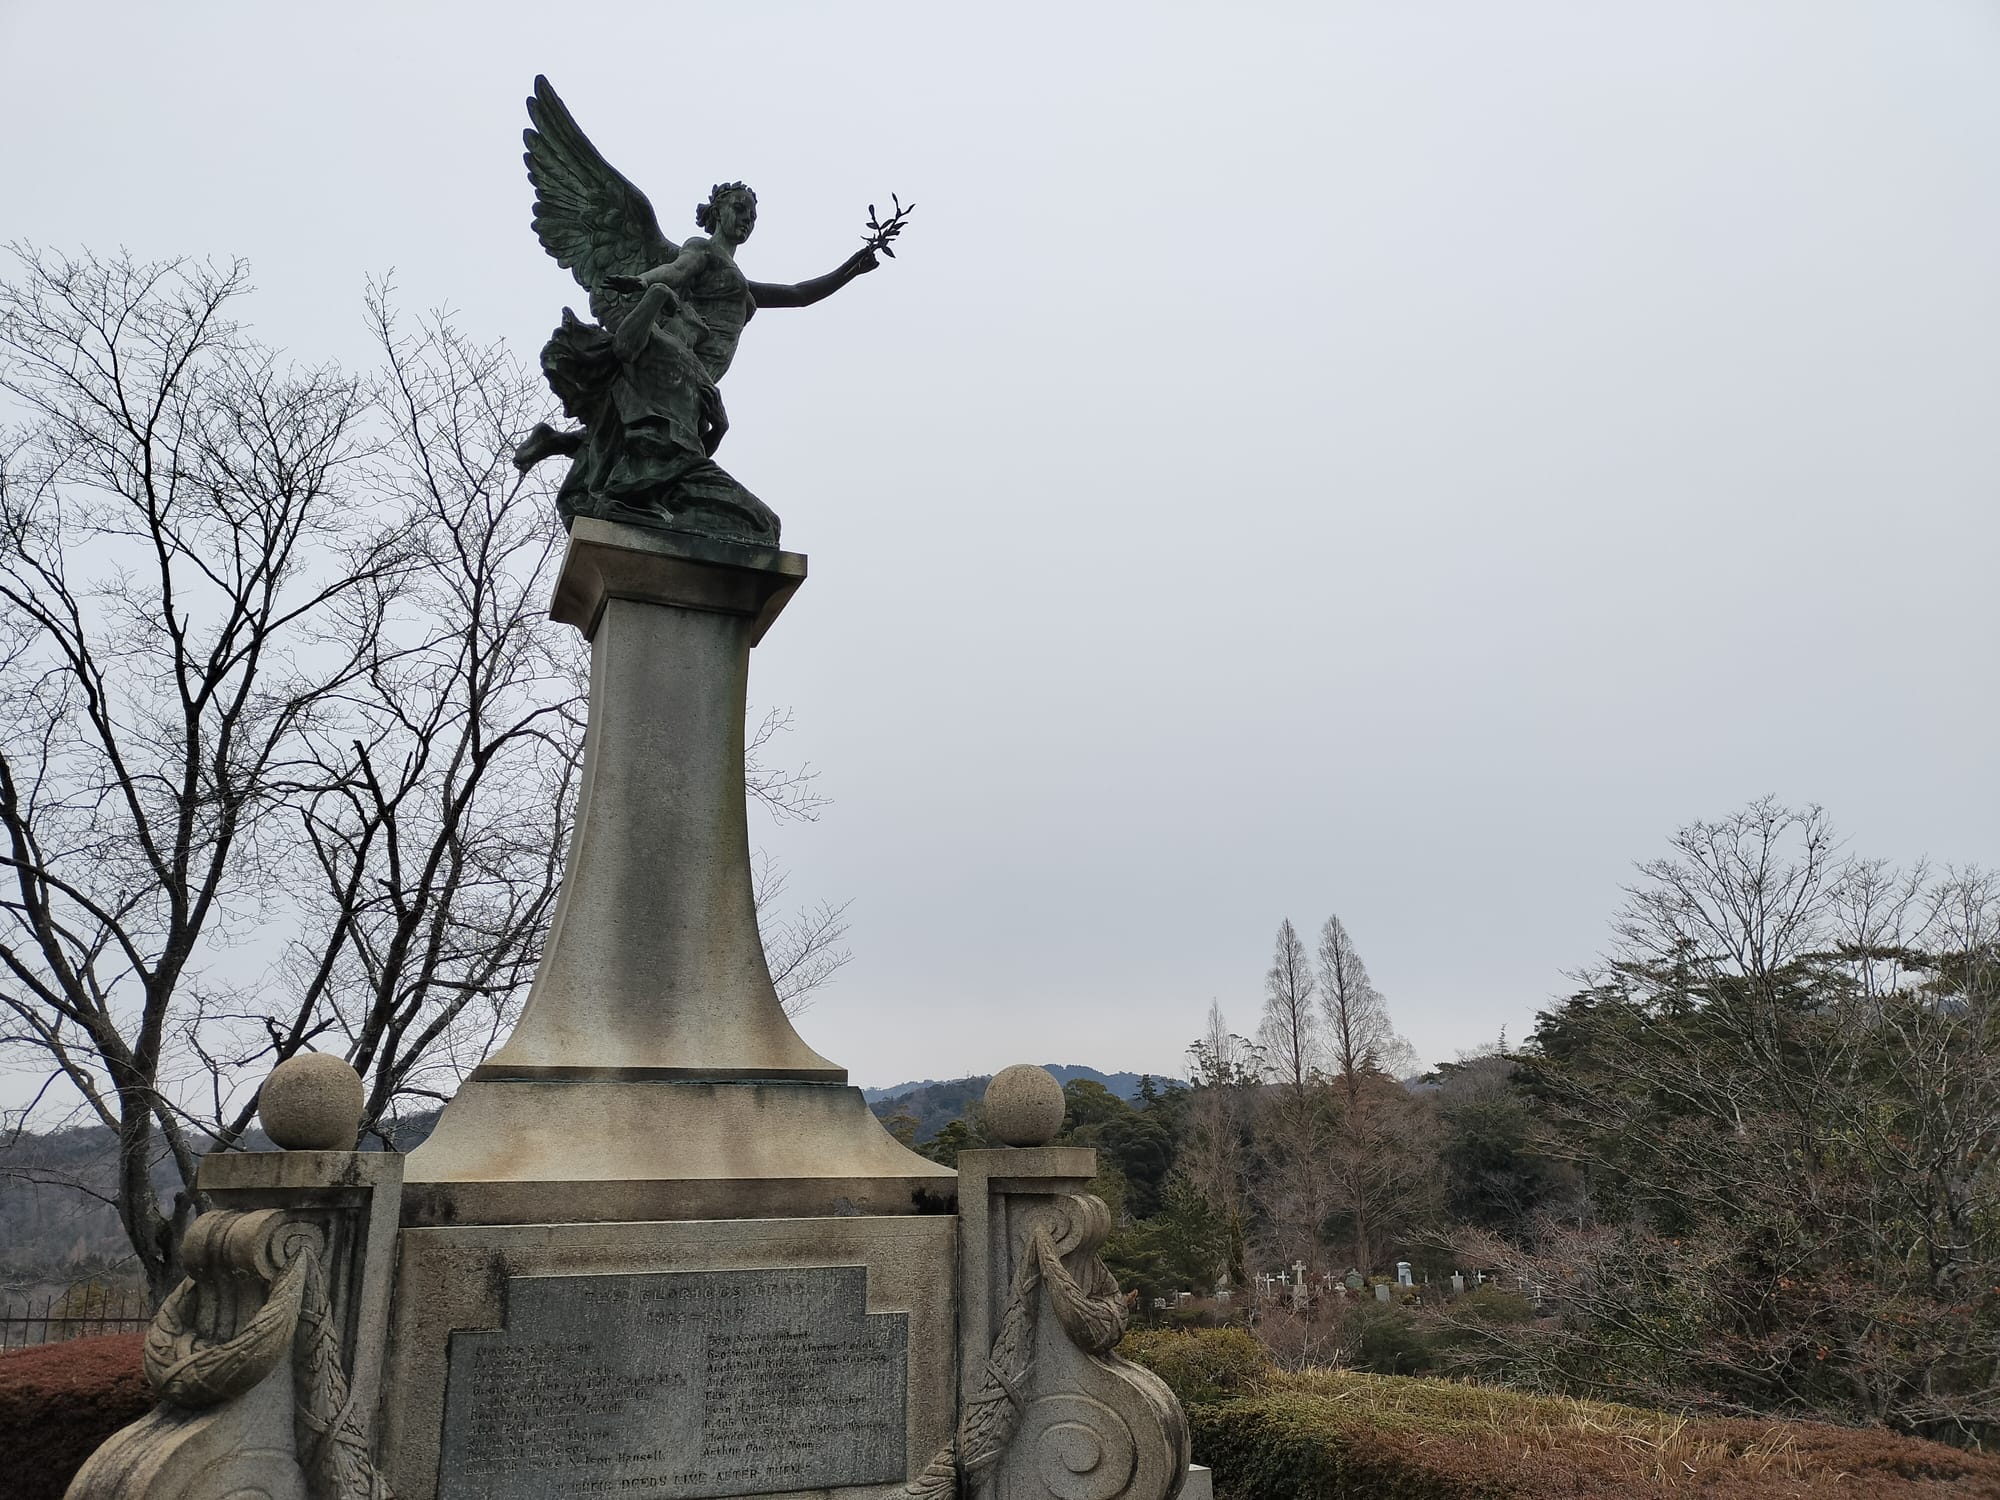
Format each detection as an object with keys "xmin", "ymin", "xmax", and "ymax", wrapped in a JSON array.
[
  {"xmin": 144, "ymin": 1209, "xmax": 392, "ymax": 1500},
  {"xmin": 906, "ymin": 1194, "xmax": 1135, "ymax": 1500}
]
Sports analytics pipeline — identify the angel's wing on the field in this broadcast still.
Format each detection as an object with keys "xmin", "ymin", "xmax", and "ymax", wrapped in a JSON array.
[{"xmin": 524, "ymin": 75, "xmax": 678, "ymax": 323}]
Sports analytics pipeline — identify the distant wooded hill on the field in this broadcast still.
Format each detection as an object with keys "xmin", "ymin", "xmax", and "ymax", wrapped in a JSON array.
[
  {"xmin": 865, "ymin": 1064, "xmax": 1174, "ymax": 1143},
  {"xmin": 1, "ymin": 1112, "xmax": 433, "ymax": 1301}
]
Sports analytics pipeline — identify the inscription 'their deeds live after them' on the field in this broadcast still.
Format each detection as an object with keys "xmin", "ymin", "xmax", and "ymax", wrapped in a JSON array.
[{"xmin": 437, "ymin": 1267, "xmax": 908, "ymax": 1500}]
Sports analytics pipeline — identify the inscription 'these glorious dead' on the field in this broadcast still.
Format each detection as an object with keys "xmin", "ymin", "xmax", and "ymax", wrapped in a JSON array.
[{"xmin": 438, "ymin": 1267, "xmax": 907, "ymax": 1500}]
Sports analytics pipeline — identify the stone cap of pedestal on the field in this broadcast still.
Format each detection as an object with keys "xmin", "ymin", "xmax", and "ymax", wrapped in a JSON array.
[
  {"xmin": 552, "ymin": 518, "xmax": 806, "ymax": 644},
  {"xmin": 198, "ymin": 1148, "xmax": 406, "ymax": 1194},
  {"xmin": 402, "ymin": 1078, "xmax": 956, "ymax": 1225},
  {"xmin": 955, "ymin": 1145, "xmax": 1097, "ymax": 1194}
]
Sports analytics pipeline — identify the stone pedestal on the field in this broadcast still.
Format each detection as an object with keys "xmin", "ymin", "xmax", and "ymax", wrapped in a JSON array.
[
  {"xmin": 406, "ymin": 521, "xmax": 954, "ymax": 1226},
  {"xmin": 378, "ymin": 523, "xmax": 960, "ymax": 1499},
  {"xmin": 65, "ymin": 521, "xmax": 1187, "ymax": 1500},
  {"xmin": 480, "ymin": 522, "xmax": 826, "ymax": 1082},
  {"xmin": 939, "ymin": 1151, "xmax": 1188, "ymax": 1500}
]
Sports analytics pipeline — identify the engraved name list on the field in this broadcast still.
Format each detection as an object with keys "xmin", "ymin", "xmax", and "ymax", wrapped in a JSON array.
[{"xmin": 438, "ymin": 1267, "xmax": 908, "ymax": 1500}]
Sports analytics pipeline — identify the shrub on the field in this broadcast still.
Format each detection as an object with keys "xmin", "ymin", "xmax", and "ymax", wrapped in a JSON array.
[
  {"xmin": 1119, "ymin": 1326, "xmax": 1270, "ymax": 1407},
  {"xmin": 1343, "ymin": 1301, "xmax": 1439, "ymax": 1377},
  {"xmin": 1190, "ymin": 1368, "xmax": 2000, "ymax": 1499},
  {"xmin": 0, "ymin": 1333, "xmax": 151, "ymax": 1500},
  {"xmin": 1452, "ymin": 1285, "xmax": 1537, "ymax": 1324}
]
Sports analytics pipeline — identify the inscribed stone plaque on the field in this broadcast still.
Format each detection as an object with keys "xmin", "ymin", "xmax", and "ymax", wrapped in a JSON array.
[{"xmin": 437, "ymin": 1266, "xmax": 907, "ymax": 1500}]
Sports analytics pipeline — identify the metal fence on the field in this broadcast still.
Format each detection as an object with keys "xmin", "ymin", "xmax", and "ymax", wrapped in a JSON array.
[{"xmin": 0, "ymin": 1289, "xmax": 152, "ymax": 1351}]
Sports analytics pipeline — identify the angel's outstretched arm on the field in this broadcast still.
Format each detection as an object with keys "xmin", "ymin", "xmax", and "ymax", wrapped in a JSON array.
[{"xmin": 748, "ymin": 247, "xmax": 878, "ymax": 310}]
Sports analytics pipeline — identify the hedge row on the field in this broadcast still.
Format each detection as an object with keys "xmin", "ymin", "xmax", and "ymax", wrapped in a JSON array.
[
  {"xmin": 0, "ymin": 1333, "xmax": 152, "ymax": 1500},
  {"xmin": 1121, "ymin": 1329, "xmax": 2000, "ymax": 1499}
]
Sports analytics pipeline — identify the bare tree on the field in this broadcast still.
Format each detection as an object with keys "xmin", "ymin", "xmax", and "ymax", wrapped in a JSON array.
[
  {"xmin": 1315, "ymin": 911, "xmax": 1423, "ymax": 1271},
  {"xmin": 752, "ymin": 852, "xmax": 850, "ymax": 1018},
  {"xmin": 1514, "ymin": 799, "xmax": 2000, "ymax": 1442},
  {"xmin": 1317, "ymin": 912, "xmax": 1405, "ymax": 1102},
  {"xmin": 0, "ymin": 252, "xmax": 856, "ymax": 1293},
  {"xmin": 1258, "ymin": 918, "xmax": 1319, "ymax": 1093},
  {"xmin": 230, "ymin": 293, "xmax": 587, "ymax": 1144},
  {"xmin": 1255, "ymin": 918, "xmax": 1330, "ymax": 1270},
  {"xmin": 0, "ymin": 248, "xmax": 394, "ymax": 1294}
]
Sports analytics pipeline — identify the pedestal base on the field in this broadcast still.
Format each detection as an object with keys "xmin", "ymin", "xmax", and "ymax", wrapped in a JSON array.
[
  {"xmin": 381, "ymin": 1216, "xmax": 957, "ymax": 1500},
  {"xmin": 403, "ymin": 1078, "xmax": 954, "ymax": 1224}
]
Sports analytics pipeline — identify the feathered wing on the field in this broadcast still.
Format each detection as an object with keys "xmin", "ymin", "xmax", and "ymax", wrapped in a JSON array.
[{"xmin": 524, "ymin": 75, "xmax": 677, "ymax": 324}]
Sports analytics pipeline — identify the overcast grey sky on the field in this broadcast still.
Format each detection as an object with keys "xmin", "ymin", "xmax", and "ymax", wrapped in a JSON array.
[{"xmin": 7, "ymin": 1, "xmax": 1998, "ymax": 1089}]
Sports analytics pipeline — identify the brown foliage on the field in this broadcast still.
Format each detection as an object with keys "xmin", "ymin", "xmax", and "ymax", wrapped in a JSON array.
[
  {"xmin": 1121, "ymin": 1333, "xmax": 2000, "ymax": 1498},
  {"xmin": 0, "ymin": 1333, "xmax": 150, "ymax": 1500},
  {"xmin": 1190, "ymin": 1370, "xmax": 2000, "ymax": 1499}
]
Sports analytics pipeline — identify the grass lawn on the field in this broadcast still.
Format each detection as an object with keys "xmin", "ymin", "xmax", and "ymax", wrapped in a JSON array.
[{"xmin": 1122, "ymin": 1329, "xmax": 2000, "ymax": 1499}]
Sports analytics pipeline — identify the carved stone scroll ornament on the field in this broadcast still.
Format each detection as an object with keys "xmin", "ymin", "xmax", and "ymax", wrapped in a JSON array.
[
  {"xmin": 903, "ymin": 1222, "xmax": 1047, "ymax": 1500},
  {"xmin": 71, "ymin": 1209, "xmax": 391, "ymax": 1500},
  {"xmin": 908, "ymin": 1194, "xmax": 1187, "ymax": 1500}
]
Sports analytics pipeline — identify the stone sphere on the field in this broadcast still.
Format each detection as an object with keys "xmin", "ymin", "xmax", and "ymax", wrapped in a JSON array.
[
  {"xmin": 259, "ymin": 1053, "xmax": 364, "ymax": 1150},
  {"xmin": 983, "ymin": 1064, "xmax": 1066, "ymax": 1147}
]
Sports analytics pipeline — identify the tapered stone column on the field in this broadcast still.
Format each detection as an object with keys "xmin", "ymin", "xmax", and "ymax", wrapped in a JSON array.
[
  {"xmin": 479, "ymin": 521, "xmax": 835, "ymax": 1081},
  {"xmin": 406, "ymin": 519, "xmax": 952, "ymax": 1225}
]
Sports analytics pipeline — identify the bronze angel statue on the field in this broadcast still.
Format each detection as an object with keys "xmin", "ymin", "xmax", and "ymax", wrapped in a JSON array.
[{"xmin": 512, "ymin": 75, "xmax": 908, "ymax": 544}]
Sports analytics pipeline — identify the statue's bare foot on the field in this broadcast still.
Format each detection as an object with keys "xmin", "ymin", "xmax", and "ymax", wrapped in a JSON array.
[{"xmin": 514, "ymin": 422, "xmax": 582, "ymax": 472}]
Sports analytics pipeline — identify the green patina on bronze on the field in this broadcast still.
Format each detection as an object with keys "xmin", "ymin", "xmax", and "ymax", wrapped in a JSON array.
[{"xmin": 514, "ymin": 75, "xmax": 909, "ymax": 545}]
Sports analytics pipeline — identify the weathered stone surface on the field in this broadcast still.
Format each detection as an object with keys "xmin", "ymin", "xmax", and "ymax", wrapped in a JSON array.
[
  {"xmin": 403, "ymin": 1078, "xmax": 953, "ymax": 1225},
  {"xmin": 63, "ymin": 1362, "xmax": 299, "ymax": 1500},
  {"xmin": 548, "ymin": 520, "xmax": 803, "ymax": 645},
  {"xmin": 983, "ymin": 1064, "xmax": 1067, "ymax": 1147},
  {"xmin": 407, "ymin": 523, "xmax": 951, "ymax": 1224},
  {"xmin": 472, "ymin": 523, "xmax": 830, "ymax": 1084},
  {"xmin": 383, "ymin": 1216, "xmax": 955, "ymax": 1500},
  {"xmin": 949, "ymin": 1150, "xmax": 1188, "ymax": 1500},
  {"xmin": 196, "ymin": 1147, "xmax": 405, "ymax": 1452},
  {"xmin": 64, "ymin": 1198, "xmax": 396, "ymax": 1500},
  {"xmin": 257, "ymin": 1053, "xmax": 363, "ymax": 1150},
  {"xmin": 438, "ymin": 1267, "xmax": 904, "ymax": 1500}
]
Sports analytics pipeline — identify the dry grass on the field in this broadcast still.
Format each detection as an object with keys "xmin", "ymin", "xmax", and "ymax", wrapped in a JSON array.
[{"xmin": 1124, "ymin": 1329, "xmax": 2000, "ymax": 1499}]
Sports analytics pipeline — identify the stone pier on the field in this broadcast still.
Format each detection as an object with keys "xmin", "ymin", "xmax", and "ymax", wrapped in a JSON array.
[{"xmin": 65, "ymin": 521, "xmax": 1188, "ymax": 1500}]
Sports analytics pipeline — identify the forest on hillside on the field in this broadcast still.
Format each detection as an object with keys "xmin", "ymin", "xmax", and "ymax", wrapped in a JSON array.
[{"xmin": 891, "ymin": 802, "xmax": 2000, "ymax": 1451}]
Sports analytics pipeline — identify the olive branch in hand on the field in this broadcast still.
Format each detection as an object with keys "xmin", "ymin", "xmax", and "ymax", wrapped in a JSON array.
[{"xmin": 863, "ymin": 194, "xmax": 915, "ymax": 258}]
